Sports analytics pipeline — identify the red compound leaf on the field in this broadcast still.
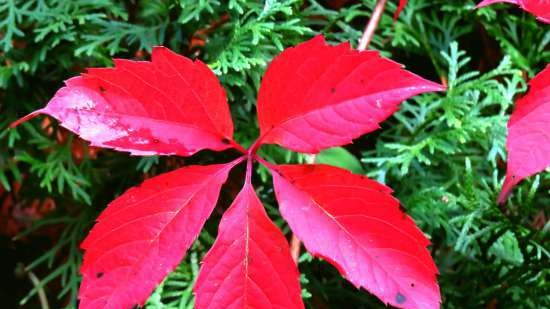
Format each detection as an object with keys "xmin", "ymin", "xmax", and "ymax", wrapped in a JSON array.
[
  {"xmin": 271, "ymin": 164, "xmax": 440, "ymax": 309},
  {"xmin": 14, "ymin": 47, "xmax": 236, "ymax": 156},
  {"xmin": 499, "ymin": 65, "xmax": 550, "ymax": 202},
  {"xmin": 194, "ymin": 181, "xmax": 304, "ymax": 309},
  {"xmin": 14, "ymin": 35, "xmax": 445, "ymax": 309},
  {"xmin": 477, "ymin": 0, "xmax": 550, "ymax": 24},
  {"xmin": 78, "ymin": 161, "xmax": 239, "ymax": 309},
  {"xmin": 256, "ymin": 35, "xmax": 444, "ymax": 154}
]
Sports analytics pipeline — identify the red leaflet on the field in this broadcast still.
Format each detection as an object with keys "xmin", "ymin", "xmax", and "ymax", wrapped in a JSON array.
[
  {"xmin": 79, "ymin": 161, "xmax": 238, "ymax": 309},
  {"xmin": 13, "ymin": 47, "xmax": 235, "ymax": 156},
  {"xmin": 256, "ymin": 35, "xmax": 444, "ymax": 153},
  {"xmin": 271, "ymin": 164, "xmax": 440, "ymax": 309},
  {"xmin": 395, "ymin": 0, "xmax": 408, "ymax": 19},
  {"xmin": 499, "ymin": 66, "xmax": 550, "ymax": 203},
  {"xmin": 477, "ymin": 0, "xmax": 550, "ymax": 24},
  {"xmin": 194, "ymin": 182, "xmax": 304, "ymax": 309}
]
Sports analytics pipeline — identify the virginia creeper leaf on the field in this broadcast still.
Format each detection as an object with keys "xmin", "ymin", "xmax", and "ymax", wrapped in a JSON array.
[
  {"xmin": 79, "ymin": 161, "xmax": 239, "ymax": 309},
  {"xmin": 194, "ymin": 182, "xmax": 304, "ymax": 309},
  {"xmin": 271, "ymin": 164, "xmax": 440, "ymax": 309},
  {"xmin": 19, "ymin": 47, "xmax": 235, "ymax": 156},
  {"xmin": 256, "ymin": 35, "xmax": 444, "ymax": 154},
  {"xmin": 21, "ymin": 36, "xmax": 444, "ymax": 309},
  {"xmin": 499, "ymin": 65, "xmax": 550, "ymax": 203},
  {"xmin": 477, "ymin": 0, "xmax": 550, "ymax": 23}
]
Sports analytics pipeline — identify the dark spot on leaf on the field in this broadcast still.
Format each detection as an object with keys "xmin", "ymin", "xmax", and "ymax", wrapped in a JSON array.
[
  {"xmin": 512, "ymin": 175, "xmax": 516, "ymax": 179},
  {"xmin": 99, "ymin": 86, "xmax": 106, "ymax": 92},
  {"xmin": 396, "ymin": 292, "xmax": 406, "ymax": 304},
  {"xmin": 221, "ymin": 138, "xmax": 231, "ymax": 144},
  {"xmin": 410, "ymin": 283, "xmax": 415, "ymax": 287},
  {"xmin": 96, "ymin": 272, "xmax": 104, "ymax": 278},
  {"xmin": 330, "ymin": 87, "xmax": 336, "ymax": 93}
]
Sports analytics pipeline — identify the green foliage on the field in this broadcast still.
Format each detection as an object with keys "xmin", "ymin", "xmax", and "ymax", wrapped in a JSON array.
[{"xmin": 0, "ymin": 0, "xmax": 548, "ymax": 308}]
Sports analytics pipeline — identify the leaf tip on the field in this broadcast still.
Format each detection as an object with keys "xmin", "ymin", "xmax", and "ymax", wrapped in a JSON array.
[{"xmin": 497, "ymin": 174, "xmax": 517, "ymax": 204}]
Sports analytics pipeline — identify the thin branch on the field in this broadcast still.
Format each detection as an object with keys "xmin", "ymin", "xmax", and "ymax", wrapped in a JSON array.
[
  {"xmin": 17, "ymin": 263, "xmax": 50, "ymax": 309},
  {"xmin": 358, "ymin": 0, "xmax": 389, "ymax": 51},
  {"xmin": 289, "ymin": 154, "xmax": 316, "ymax": 264},
  {"xmin": 290, "ymin": 234, "xmax": 301, "ymax": 264}
]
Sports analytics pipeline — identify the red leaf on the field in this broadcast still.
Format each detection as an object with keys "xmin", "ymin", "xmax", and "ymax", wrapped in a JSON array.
[
  {"xmin": 499, "ymin": 65, "xmax": 550, "ymax": 202},
  {"xmin": 477, "ymin": 0, "xmax": 550, "ymax": 24},
  {"xmin": 256, "ymin": 35, "xmax": 444, "ymax": 154},
  {"xmin": 78, "ymin": 161, "xmax": 239, "ymax": 309},
  {"xmin": 394, "ymin": 0, "xmax": 408, "ymax": 19},
  {"xmin": 271, "ymin": 164, "xmax": 440, "ymax": 309},
  {"xmin": 17, "ymin": 47, "xmax": 235, "ymax": 156},
  {"xmin": 194, "ymin": 182, "xmax": 304, "ymax": 309}
]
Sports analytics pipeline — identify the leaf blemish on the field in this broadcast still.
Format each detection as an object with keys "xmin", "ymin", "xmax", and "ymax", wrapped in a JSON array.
[
  {"xmin": 96, "ymin": 272, "xmax": 104, "ymax": 278},
  {"xmin": 396, "ymin": 292, "xmax": 406, "ymax": 304}
]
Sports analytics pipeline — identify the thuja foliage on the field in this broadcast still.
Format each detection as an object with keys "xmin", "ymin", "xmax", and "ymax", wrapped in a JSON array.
[{"xmin": 0, "ymin": 0, "xmax": 548, "ymax": 308}]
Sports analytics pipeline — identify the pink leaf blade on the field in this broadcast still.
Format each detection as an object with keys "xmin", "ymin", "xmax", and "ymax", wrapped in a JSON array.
[
  {"xmin": 271, "ymin": 164, "xmax": 440, "ymax": 309},
  {"xmin": 477, "ymin": 0, "xmax": 550, "ymax": 24},
  {"xmin": 78, "ymin": 160, "xmax": 240, "ymax": 309},
  {"xmin": 256, "ymin": 35, "xmax": 444, "ymax": 154},
  {"xmin": 25, "ymin": 47, "xmax": 236, "ymax": 156},
  {"xmin": 194, "ymin": 182, "xmax": 304, "ymax": 309},
  {"xmin": 499, "ymin": 65, "xmax": 550, "ymax": 203},
  {"xmin": 477, "ymin": 0, "xmax": 518, "ymax": 7}
]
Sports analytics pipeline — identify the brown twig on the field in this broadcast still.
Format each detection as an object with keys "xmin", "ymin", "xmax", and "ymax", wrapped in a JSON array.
[
  {"xmin": 27, "ymin": 270, "xmax": 50, "ymax": 309},
  {"xmin": 16, "ymin": 263, "xmax": 50, "ymax": 309},
  {"xmin": 289, "ymin": 154, "xmax": 316, "ymax": 264},
  {"xmin": 358, "ymin": 0, "xmax": 389, "ymax": 51},
  {"xmin": 290, "ymin": 234, "xmax": 302, "ymax": 264}
]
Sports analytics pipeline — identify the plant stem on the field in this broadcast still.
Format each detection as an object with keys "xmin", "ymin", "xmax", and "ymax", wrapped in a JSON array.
[
  {"xmin": 289, "ymin": 154, "xmax": 316, "ymax": 264},
  {"xmin": 290, "ymin": 234, "xmax": 301, "ymax": 264},
  {"xmin": 358, "ymin": 0, "xmax": 389, "ymax": 51},
  {"xmin": 19, "ymin": 264, "xmax": 50, "ymax": 309},
  {"xmin": 245, "ymin": 154, "xmax": 253, "ymax": 185}
]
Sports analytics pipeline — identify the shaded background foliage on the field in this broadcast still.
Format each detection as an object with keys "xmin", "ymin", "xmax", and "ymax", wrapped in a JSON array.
[{"xmin": 0, "ymin": 0, "xmax": 548, "ymax": 308}]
